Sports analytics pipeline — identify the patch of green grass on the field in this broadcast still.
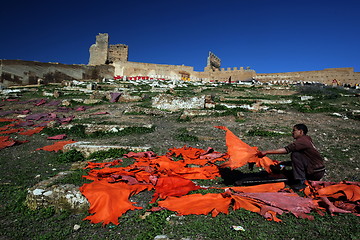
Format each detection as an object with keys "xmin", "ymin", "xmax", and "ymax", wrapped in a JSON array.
[
  {"xmin": 291, "ymin": 100, "xmax": 340, "ymax": 113},
  {"xmin": 56, "ymin": 149, "xmax": 85, "ymax": 163},
  {"xmin": 213, "ymin": 106, "xmax": 250, "ymax": 116},
  {"xmin": 176, "ymin": 116, "xmax": 191, "ymax": 122},
  {"xmin": 0, "ymin": 121, "xmax": 12, "ymax": 127},
  {"xmin": 246, "ymin": 128, "xmax": 288, "ymax": 137},
  {"xmin": 87, "ymin": 148, "xmax": 131, "ymax": 161},
  {"xmin": 42, "ymin": 125, "xmax": 155, "ymax": 139},
  {"xmin": 175, "ymin": 128, "xmax": 199, "ymax": 142},
  {"xmin": 52, "ymin": 169, "xmax": 91, "ymax": 186},
  {"xmin": 124, "ymin": 111, "xmax": 147, "ymax": 115}
]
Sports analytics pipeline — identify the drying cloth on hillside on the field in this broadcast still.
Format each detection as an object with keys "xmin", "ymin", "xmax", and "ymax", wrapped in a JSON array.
[
  {"xmin": 214, "ymin": 126, "xmax": 276, "ymax": 172},
  {"xmin": 0, "ymin": 136, "xmax": 28, "ymax": 150},
  {"xmin": 47, "ymin": 134, "xmax": 67, "ymax": 140},
  {"xmin": 0, "ymin": 123, "xmax": 17, "ymax": 131},
  {"xmin": 36, "ymin": 140, "xmax": 77, "ymax": 152},
  {"xmin": 80, "ymin": 180, "xmax": 153, "ymax": 225},
  {"xmin": 0, "ymin": 128, "xmax": 25, "ymax": 135},
  {"xmin": 19, "ymin": 126, "xmax": 45, "ymax": 136},
  {"xmin": 304, "ymin": 181, "xmax": 360, "ymax": 215},
  {"xmin": 79, "ymin": 129, "xmax": 360, "ymax": 226},
  {"xmin": 0, "ymin": 118, "xmax": 18, "ymax": 122},
  {"xmin": 110, "ymin": 92, "xmax": 122, "ymax": 103},
  {"xmin": 0, "ymin": 136, "xmax": 16, "ymax": 149}
]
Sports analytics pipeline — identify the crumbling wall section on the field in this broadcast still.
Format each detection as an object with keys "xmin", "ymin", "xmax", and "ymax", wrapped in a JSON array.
[
  {"xmin": 88, "ymin": 33, "xmax": 109, "ymax": 66},
  {"xmin": 0, "ymin": 60, "xmax": 115, "ymax": 87}
]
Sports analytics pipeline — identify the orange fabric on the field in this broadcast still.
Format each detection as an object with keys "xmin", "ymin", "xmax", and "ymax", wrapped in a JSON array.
[
  {"xmin": 316, "ymin": 183, "xmax": 360, "ymax": 201},
  {"xmin": 19, "ymin": 126, "xmax": 45, "ymax": 136},
  {"xmin": 158, "ymin": 192, "xmax": 232, "ymax": 217},
  {"xmin": 35, "ymin": 140, "xmax": 77, "ymax": 152},
  {"xmin": 214, "ymin": 126, "xmax": 276, "ymax": 172},
  {"xmin": 79, "ymin": 140, "xmax": 360, "ymax": 226},
  {"xmin": 0, "ymin": 123, "xmax": 16, "ymax": 131},
  {"xmin": 80, "ymin": 180, "xmax": 152, "ymax": 225},
  {"xmin": 151, "ymin": 176, "xmax": 202, "ymax": 202},
  {"xmin": 0, "ymin": 118, "xmax": 17, "ymax": 122},
  {"xmin": 0, "ymin": 128, "xmax": 25, "ymax": 135},
  {"xmin": 229, "ymin": 182, "xmax": 286, "ymax": 193},
  {"xmin": 0, "ymin": 136, "xmax": 16, "ymax": 149}
]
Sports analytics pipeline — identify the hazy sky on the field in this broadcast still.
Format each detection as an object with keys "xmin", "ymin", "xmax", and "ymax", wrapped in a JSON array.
[{"xmin": 1, "ymin": 0, "xmax": 359, "ymax": 73}]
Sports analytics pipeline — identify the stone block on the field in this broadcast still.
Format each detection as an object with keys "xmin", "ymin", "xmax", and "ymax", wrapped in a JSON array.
[{"xmin": 152, "ymin": 94, "xmax": 206, "ymax": 112}]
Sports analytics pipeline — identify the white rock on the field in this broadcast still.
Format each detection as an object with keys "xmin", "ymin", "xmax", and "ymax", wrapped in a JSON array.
[
  {"xmin": 43, "ymin": 191, "xmax": 53, "ymax": 197},
  {"xmin": 33, "ymin": 189, "xmax": 45, "ymax": 195},
  {"xmin": 73, "ymin": 224, "xmax": 81, "ymax": 231}
]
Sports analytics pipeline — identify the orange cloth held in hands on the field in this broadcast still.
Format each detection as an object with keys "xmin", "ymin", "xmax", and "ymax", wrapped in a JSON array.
[{"xmin": 214, "ymin": 126, "xmax": 276, "ymax": 172}]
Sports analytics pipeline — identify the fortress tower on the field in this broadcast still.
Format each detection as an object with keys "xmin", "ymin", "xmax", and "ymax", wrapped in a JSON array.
[{"xmin": 88, "ymin": 33, "xmax": 128, "ymax": 66}]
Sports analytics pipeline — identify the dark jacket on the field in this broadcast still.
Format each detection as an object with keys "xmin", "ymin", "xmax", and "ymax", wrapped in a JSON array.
[{"xmin": 284, "ymin": 135, "xmax": 325, "ymax": 174}]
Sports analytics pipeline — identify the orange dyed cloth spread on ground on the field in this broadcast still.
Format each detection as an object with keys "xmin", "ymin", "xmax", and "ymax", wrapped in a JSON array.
[
  {"xmin": 80, "ymin": 180, "xmax": 153, "ymax": 225},
  {"xmin": 19, "ymin": 126, "xmax": 45, "ymax": 136},
  {"xmin": 79, "ymin": 127, "xmax": 360, "ymax": 226},
  {"xmin": 36, "ymin": 140, "xmax": 77, "ymax": 152},
  {"xmin": 0, "ymin": 136, "xmax": 16, "ymax": 149}
]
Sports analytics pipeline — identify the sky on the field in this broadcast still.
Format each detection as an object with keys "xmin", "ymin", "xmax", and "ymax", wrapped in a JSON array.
[{"xmin": 1, "ymin": 0, "xmax": 359, "ymax": 73}]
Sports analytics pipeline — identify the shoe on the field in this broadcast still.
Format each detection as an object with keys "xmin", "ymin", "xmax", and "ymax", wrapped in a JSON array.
[{"xmin": 292, "ymin": 183, "xmax": 307, "ymax": 191}]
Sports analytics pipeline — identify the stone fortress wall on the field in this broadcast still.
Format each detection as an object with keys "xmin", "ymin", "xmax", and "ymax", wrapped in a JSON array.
[
  {"xmin": 1, "ymin": 32, "xmax": 359, "ymax": 87},
  {"xmin": 89, "ymin": 33, "xmax": 360, "ymax": 86},
  {"xmin": 0, "ymin": 59, "xmax": 114, "ymax": 87}
]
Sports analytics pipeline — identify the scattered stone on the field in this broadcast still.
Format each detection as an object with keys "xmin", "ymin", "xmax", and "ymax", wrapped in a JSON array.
[
  {"xmin": 154, "ymin": 235, "xmax": 170, "ymax": 240},
  {"xmin": 62, "ymin": 99, "xmax": 71, "ymax": 106},
  {"xmin": 152, "ymin": 94, "xmax": 206, "ymax": 112},
  {"xmin": 119, "ymin": 93, "xmax": 143, "ymax": 102},
  {"xmin": 73, "ymin": 224, "xmax": 81, "ymax": 231},
  {"xmin": 63, "ymin": 141, "xmax": 151, "ymax": 157},
  {"xmin": 83, "ymin": 99, "xmax": 101, "ymax": 105},
  {"xmin": 300, "ymin": 96, "xmax": 314, "ymax": 101},
  {"xmin": 139, "ymin": 212, "xmax": 151, "ymax": 220}
]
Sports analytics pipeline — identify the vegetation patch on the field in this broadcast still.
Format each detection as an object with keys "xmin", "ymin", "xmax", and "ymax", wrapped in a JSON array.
[
  {"xmin": 175, "ymin": 128, "xmax": 199, "ymax": 142},
  {"xmin": 56, "ymin": 149, "xmax": 85, "ymax": 163},
  {"xmin": 246, "ymin": 128, "xmax": 288, "ymax": 137},
  {"xmin": 87, "ymin": 148, "xmax": 131, "ymax": 161}
]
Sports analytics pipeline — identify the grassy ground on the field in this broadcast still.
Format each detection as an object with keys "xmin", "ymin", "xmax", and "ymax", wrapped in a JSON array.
[{"xmin": 0, "ymin": 83, "xmax": 359, "ymax": 240}]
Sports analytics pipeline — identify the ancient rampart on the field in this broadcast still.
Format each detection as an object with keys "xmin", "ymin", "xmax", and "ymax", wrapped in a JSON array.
[
  {"xmin": 1, "ymin": 33, "xmax": 359, "ymax": 87},
  {"xmin": 0, "ymin": 60, "xmax": 114, "ymax": 87}
]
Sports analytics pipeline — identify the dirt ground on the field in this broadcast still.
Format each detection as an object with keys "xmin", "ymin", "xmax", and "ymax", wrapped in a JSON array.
[{"xmin": 0, "ymin": 85, "xmax": 359, "ymax": 183}]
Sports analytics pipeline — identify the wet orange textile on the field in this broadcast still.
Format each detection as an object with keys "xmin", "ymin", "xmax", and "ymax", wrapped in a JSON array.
[
  {"xmin": 79, "ymin": 141, "xmax": 360, "ymax": 226},
  {"xmin": 0, "ymin": 118, "xmax": 17, "ymax": 122},
  {"xmin": 0, "ymin": 128, "xmax": 25, "ymax": 135},
  {"xmin": 214, "ymin": 126, "xmax": 276, "ymax": 172},
  {"xmin": 314, "ymin": 183, "xmax": 360, "ymax": 201},
  {"xmin": 304, "ymin": 181, "xmax": 360, "ymax": 215},
  {"xmin": 158, "ymin": 193, "xmax": 232, "ymax": 217},
  {"xmin": 80, "ymin": 180, "xmax": 152, "ymax": 225},
  {"xmin": 35, "ymin": 140, "xmax": 77, "ymax": 152},
  {"xmin": 151, "ymin": 176, "xmax": 202, "ymax": 203},
  {"xmin": 19, "ymin": 126, "xmax": 45, "ymax": 136},
  {"xmin": 228, "ymin": 182, "xmax": 286, "ymax": 193},
  {"xmin": 0, "ymin": 123, "xmax": 16, "ymax": 131},
  {"xmin": 0, "ymin": 136, "xmax": 16, "ymax": 149}
]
